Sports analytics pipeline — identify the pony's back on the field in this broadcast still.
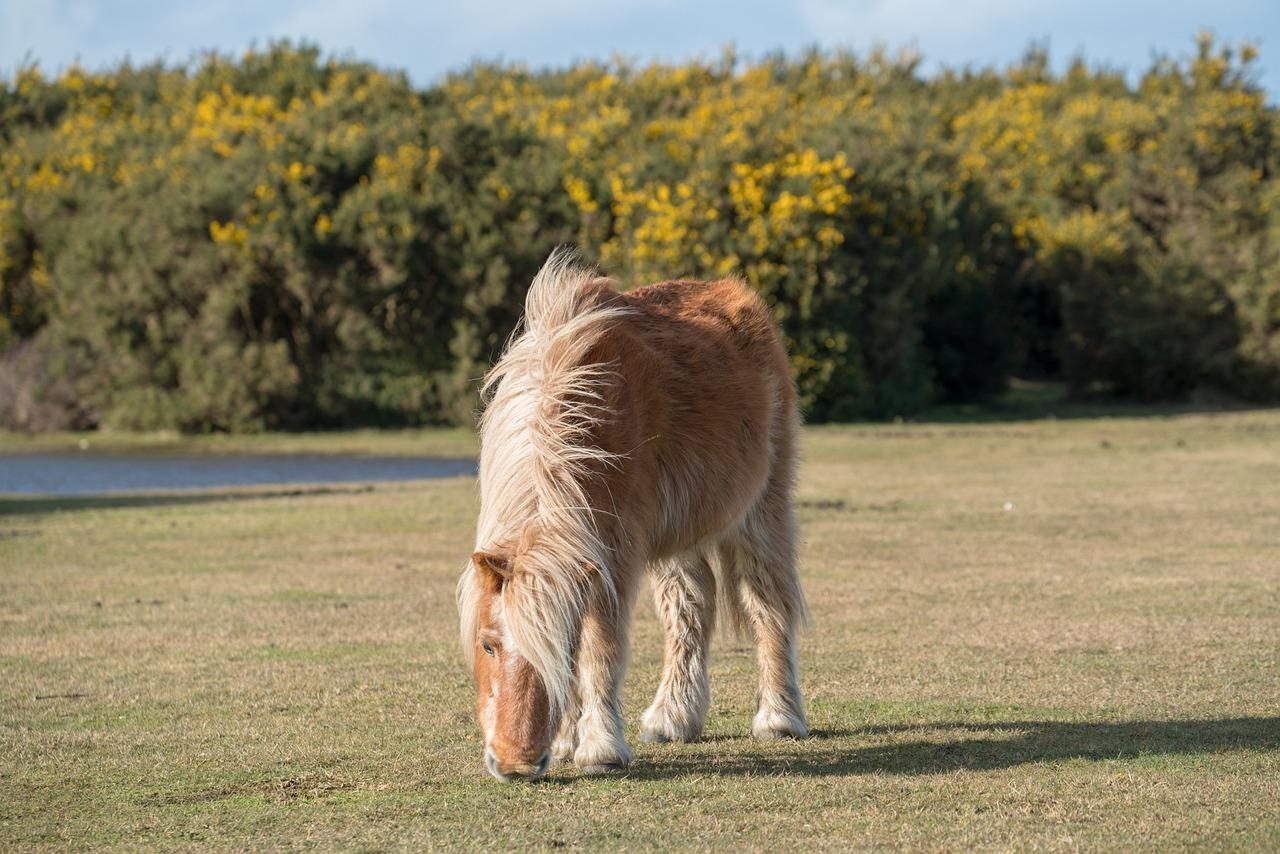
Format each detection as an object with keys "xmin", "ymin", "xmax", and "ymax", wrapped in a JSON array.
[{"xmin": 599, "ymin": 277, "xmax": 797, "ymax": 557}]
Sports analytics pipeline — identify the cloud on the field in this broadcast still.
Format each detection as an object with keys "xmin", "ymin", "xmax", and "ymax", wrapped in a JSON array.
[
  {"xmin": 1, "ymin": 0, "xmax": 101, "ymax": 69},
  {"xmin": 797, "ymin": 0, "xmax": 1031, "ymax": 44},
  {"xmin": 795, "ymin": 0, "xmax": 1278, "ymax": 88},
  {"xmin": 269, "ymin": 0, "xmax": 687, "ymax": 75}
]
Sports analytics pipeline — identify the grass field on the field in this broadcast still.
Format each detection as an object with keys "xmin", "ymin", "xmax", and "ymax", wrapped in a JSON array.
[{"xmin": 2, "ymin": 411, "xmax": 1279, "ymax": 850}]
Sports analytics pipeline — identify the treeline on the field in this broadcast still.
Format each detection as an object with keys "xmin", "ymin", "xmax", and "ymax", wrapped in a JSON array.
[{"xmin": 1, "ymin": 37, "xmax": 1277, "ymax": 431}]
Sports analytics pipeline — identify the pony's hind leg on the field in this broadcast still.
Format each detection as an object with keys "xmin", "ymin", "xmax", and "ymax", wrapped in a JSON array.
[
  {"xmin": 721, "ymin": 491, "xmax": 809, "ymax": 740},
  {"xmin": 640, "ymin": 550, "xmax": 716, "ymax": 743}
]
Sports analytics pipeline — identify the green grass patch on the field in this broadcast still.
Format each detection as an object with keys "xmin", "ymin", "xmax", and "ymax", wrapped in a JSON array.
[{"xmin": 3, "ymin": 411, "xmax": 1280, "ymax": 849}]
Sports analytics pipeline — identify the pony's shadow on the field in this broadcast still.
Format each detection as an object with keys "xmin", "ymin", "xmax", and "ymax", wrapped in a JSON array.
[{"xmin": 616, "ymin": 716, "xmax": 1280, "ymax": 779}]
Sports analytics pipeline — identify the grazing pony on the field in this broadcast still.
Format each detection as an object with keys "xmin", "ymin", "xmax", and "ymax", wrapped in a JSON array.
[{"xmin": 457, "ymin": 249, "xmax": 807, "ymax": 781}]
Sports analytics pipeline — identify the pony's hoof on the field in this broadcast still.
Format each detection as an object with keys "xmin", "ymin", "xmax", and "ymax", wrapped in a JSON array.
[
  {"xmin": 640, "ymin": 704, "xmax": 704, "ymax": 744},
  {"xmin": 578, "ymin": 761, "xmax": 629, "ymax": 775},
  {"xmin": 640, "ymin": 724, "xmax": 701, "ymax": 743},
  {"xmin": 752, "ymin": 726, "xmax": 804, "ymax": 740},
  {"xmin": 551, "ymin": 735, "xmax": 577, "ymax": 763},
  {"xmin": 751, "ymin": 708, "xmax": 808, "ymax": 740},
  {"xmin": 574, "ymin": 739, "xmax": 632, "ymax": 774}
]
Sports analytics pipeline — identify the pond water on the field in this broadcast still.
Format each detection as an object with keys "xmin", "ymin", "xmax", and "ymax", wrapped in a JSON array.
[{"xmin": 0, "ymin": 452, "xmax": 477, "ymax": 496}]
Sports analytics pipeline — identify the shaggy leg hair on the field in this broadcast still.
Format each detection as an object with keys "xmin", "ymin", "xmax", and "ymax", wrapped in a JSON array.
[
  {"xmin": 572, "ymin": 569, "xmax": 641, "ymax": 773},
  {"xmin": 721, "ymin": 473, "xmax": 808, "ymax": 740},
  {"xmin": 550, "ymin": 683, "xmax": 580, "ymax": 763},
  {"xmin": 641, "ymin": 550, "xmax": 716, "ymax": 743}
]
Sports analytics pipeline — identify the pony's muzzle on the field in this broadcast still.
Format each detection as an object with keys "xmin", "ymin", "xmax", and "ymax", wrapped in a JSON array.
[{"xmin": 486, "ymin": 749, "xmax": 550, "ymax": 782}]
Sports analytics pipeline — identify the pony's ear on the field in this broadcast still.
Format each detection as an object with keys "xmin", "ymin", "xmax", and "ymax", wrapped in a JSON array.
[{"xmin": 472, "ymin": 550, "xmax": 512, "ymax": 588}]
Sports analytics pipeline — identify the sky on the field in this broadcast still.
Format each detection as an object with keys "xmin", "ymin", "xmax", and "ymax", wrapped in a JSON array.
[{"xmin": 3, "ymin": 0, "xmax": 1279, "ymax": 97}]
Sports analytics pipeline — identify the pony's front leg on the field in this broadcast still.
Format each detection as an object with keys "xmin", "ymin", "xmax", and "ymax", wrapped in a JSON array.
[
  {"xmin": 551, "ymin": 682, "xmax": 580, "ymax": 763},
  {"xmin": 572, "ymin": 576, "xmax": 638, "ymax": 774}
]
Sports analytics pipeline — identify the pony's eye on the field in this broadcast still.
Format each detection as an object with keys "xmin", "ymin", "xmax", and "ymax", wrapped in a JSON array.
[{"xmin": 481, "ymin": 641, "xmax": 496, "ymax": 657}]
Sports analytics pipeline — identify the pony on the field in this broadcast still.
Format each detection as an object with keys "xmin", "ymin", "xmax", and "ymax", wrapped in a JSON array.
[{"xmin": 457, "ymin": 248, "xmax": 808, "ymax": 781}]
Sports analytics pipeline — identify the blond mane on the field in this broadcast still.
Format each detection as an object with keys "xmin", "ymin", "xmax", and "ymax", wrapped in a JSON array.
[{"xmin": 458, "ymin": 248, "xmax": 633, "ymax": 716}]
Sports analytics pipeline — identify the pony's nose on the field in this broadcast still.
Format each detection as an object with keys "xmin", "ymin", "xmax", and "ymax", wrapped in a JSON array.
[{"xmin": 486, "ymin": 749, "xmax": 550, "ymax": 782}]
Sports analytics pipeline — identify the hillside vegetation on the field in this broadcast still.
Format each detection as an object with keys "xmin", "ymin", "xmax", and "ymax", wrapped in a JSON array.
[{"xmin": 1, "ymin": 37, "xmax": 1277, "ymax": 431}]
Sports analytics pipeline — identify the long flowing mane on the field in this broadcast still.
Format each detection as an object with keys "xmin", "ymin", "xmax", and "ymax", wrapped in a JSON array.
[{"xmin": 458, "ymin": 249, "xmax": 633, "ymax": 715}]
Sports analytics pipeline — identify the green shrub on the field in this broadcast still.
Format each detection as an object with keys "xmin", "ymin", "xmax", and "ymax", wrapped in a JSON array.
[{"xmin": 0, "ymin": 37, "xmax": 1276, "ymax": 431}]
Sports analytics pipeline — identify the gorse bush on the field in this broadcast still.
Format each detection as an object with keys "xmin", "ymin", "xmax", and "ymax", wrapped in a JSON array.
[{"xmin": 1, "ymin": 36, "xmax": 1277, "ymax": 430}]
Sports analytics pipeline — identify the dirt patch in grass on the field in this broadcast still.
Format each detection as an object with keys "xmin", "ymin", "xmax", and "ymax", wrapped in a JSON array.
[{"xmin": 140, "ymin": 772, "xmax": 359, "ymax": 807}]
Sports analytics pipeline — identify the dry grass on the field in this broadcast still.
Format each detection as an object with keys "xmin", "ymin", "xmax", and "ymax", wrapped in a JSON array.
[{"xmin": 2, "ymin": 411, "xmax": 1279, "ymax": 850}]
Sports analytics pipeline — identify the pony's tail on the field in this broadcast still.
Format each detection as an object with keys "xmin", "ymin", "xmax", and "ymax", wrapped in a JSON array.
[{"xmin": 714, "ymin": 552, "xmax": 749, "ymax": 640}]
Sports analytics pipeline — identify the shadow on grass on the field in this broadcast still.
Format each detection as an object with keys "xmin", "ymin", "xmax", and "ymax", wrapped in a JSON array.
[
  {"xmin": 0, "ymin": 484, "xmax": 378, "ymax": 516},
  {"xmin": 624, "ymin": 717, "xmax": 1280, "ymax": 779}
]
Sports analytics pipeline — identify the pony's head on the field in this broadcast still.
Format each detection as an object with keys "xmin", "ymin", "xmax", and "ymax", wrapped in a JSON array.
[{"xmin": 460, "ymin": 535, "xmax": 600, "ymax": 782}]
